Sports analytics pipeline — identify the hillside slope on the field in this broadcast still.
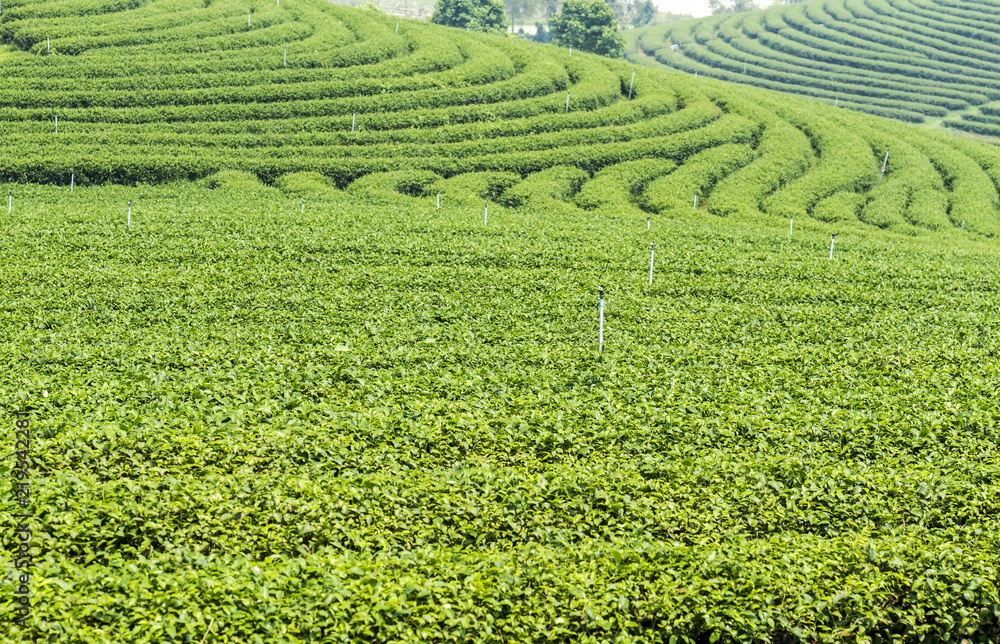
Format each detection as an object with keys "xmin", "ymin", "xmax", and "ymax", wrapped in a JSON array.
[
  {"xmin": 2, "ymin": 0, "xmax": 1000, "ymax": 234},
  {"xmin": 631, "ymin": 0, "xmax": 1000, "ymax": 129}
]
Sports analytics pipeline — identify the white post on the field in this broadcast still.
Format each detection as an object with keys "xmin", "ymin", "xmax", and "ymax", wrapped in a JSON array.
[
  {"xmin": 127, "ymin": 200, "xmax": 132, "ymax": 230},
  {"xmin": 743, "ymin": 62, "xmax": 747, "ymax": 73},
  {"xmin": 834, "ymin": 97, "xmax": 838, "ymax": 107},
  {"xmin": 436, "ymin": 192, "xmax": 440, "ymax": 209},
  {"xmin": 569, "ymin": 45, "xmax": 572, "ymax": 55},
  {"xmin": 565, "ymin": 92, "xmax": 569, "ymax": 112},
  {"xmin": 646, "ymin": 216, "xmax": 650, "ymax": 230},
  {"xmin": 71, "ymin": 170, "xmax": 74, "ymax": 192},
  {"xmin": 789, "ymin": 216, "xmax": 793, "ymax": 236},
  {"xmin": 693, "ymin": 194, "xmax": 698, "ymax": 210},
  {"xmin": 694, "ymin": 71, "xmax": 698, "ymax": 77},
  {"xmin": 484, "ymin": 200, "xmax": 488, "ymax": 226},
  {"xmin": 248, "ymin": 10, "xmax": 252, "ymax": 27},
  {"xmin": 7, "ymin": 190, "xmax": 10, "ymax": 214},
  {"xmin": 648, "ymin": 242, "xmax": 655, "ymax": 285},
  {"xmin": 47, "ymin": 35, "xmax": 50, "ymax": 52},
  {"xmin": 598, "ymin": 286, "xmax": 605, "ymax": 351},
  {"xmin": 962, "ymin": 219, "xmax": 965, "ymax": 230},
  {"xmin": 301, "ymin": 197, "xmax": 305, "ymax": 213},
  {"xmin": 351, "ymin": 111, "xmax": 355, "ymax": 132},
  {"xmin": 628, "ymin": 70, "xmax": 635, "ymax": 100},
  {"xmin": 829, "ymin": 233, "xmax": 835, "ymax": 260},
  {"xmin": 877, "ymin": 150, "xmax": 889, "ymax": 186},
  {"xmin": 55, "ymin": 114, "xmax": 58, "ymax": 133},
  {"xmin": 284, "ymin": 45, "xmax": 287, "ymax": 67},
  {"xmin": 395, "ymin": 19, "xmax": 399, "ymax": 34}
]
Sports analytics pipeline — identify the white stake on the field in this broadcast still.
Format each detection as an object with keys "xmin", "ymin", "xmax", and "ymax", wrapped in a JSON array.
[
  {"xmin": 248, "ymin": 10, "xmax": 252, "ymax": 27},
  {"xmin": 877, "ymin": 150, "xmax": 889, "ymax": 186},
  {"xmin": 962, "ymin": 218, "xmax": 965, "ymax": 230},
  {"xmin": 834, "ymin": 97, "xmax": 838, "ymax": 107},
  {"xmin": 743, "ymin": 62, "xmax": 747, "ymax": 73},
  {"xmin": 829, "ymin": 233, "xmax": 835, "ymax": 260},
  {"xmin": 693, "ymin": 193, "xmax": 698, "ymax": 210},
  {"xmin": 47, "ymin": 35, "xmax": 50, "ymax": 52},
  {"xmin": 284, "ymin": 45, "xmax": 287, "ymax": 66},
  {"xmin": 569, "ymin": 45, "xmax": 572, "ymax": 55},
  {"xmin": 565, "ymin": 92, "xmax": 570, "ymax": 112},
  {"xmin": 436, "ymin": 192, "xmax": 440, "ymax": 209},
  {"xmin": 598, "ymin": 286, "xmax": 605, "ymax": 351},
  {"xmin": 301, "ymin": 197, "xmax": 305, "ymax": 213},
  {"xmin": 54, "ymin": 113, "xmax": 57, "ymax": 133},
  {"xmin": 694, "ymin": 71, "xmax": 698, "ymax": 77},
  {"xmin": 127, "ymin": 200, "xmax": 132, "ymax": 230},
  {"xmin": 646, "ymin": 216, "xmax": 650, "ymax": 230},
  {"xmin": 7, "ymin": 190, "xmax": 10, "ymax": 214},
  {"xmin": 70, "ymin": 169, "xmax": 74, "ymax": 192},
  {"xmin": 351, "ymin": 111, "xmax": 355, "ymax": 132},
  {"xmin": 484, "ymin": 199, "xmax": 488, "ymax": 226},
  {"xmin": 648, "ymin": 242, "xmax": 655, "ymax": 285},
  {"xmin": 395, "ymin": 19, "xmax": 399, "ymax": 34},
  {"xmin": 789, "ymin": 216, "xmax": 793, "ymax": 236},
  {"xmin": 628, "ymin": 70, "xmax": 635, "ymax": 99}
]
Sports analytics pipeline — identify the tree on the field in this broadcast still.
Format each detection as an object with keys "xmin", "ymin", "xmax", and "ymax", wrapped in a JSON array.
[
  {"xmin": 708, "ymin": 0, "xmax": 758, "ymax": 14},
  {"xmin": 550, "ymin": 0, "xmax": 625, "ymax": 58},
  {"xmin": 431, "ymin": 0, "xmax": 508, "ymax": 34}
]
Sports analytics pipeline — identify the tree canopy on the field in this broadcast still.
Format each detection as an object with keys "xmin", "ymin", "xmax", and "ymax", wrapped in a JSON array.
[
  {"xmin": 550, "ymin": 0, "xmax": 625, "ymax": 58},
  {"xmin": 432, "ymin": 0, "xmax": 508, "ymax": 33}
]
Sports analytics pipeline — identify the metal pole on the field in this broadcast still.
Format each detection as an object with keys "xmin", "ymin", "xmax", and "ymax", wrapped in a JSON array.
[
  {"xmin": 628, "ymin": 70, "xmax": 635, "ymax": 100},
  {"xmin": 877, "ymin": 150, "xmax": 889, "ymax": 186},
  {"xmin": 648, "ymin": 243, "xmax": 655, "ymax": 285}
]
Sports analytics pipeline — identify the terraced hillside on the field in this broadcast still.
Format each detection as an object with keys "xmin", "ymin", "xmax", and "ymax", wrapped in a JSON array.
[
  {"xmin": 631, "ymin": 0, "xmax": 1000, "ymax": 128},
  {"xmin": 4, "ymin": 0, "xmax": 1000, "ymax": 641},
  {"xmin": 1, "ymin": 0, "xmax": 1000, "ymax": 232}
]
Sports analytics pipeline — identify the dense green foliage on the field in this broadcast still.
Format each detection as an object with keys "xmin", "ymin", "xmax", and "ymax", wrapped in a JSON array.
[
  {"xmin": 2, "ymin": 182, "xmax": 1000, "ymax": 642},
  {"xmin": 550, "ymin": 0, "xmax": 626, "ymax": 58},
  {"xmin": 432, "ymin": 0, "xmax": 508, "ymax": 34},
  {"xmin": 2, "ymin": 0, "xmax": 1000, "ymax": 640},
  {"xmin": 630, "ymin": 0, "xmax": 1000, "ymax": 125}
]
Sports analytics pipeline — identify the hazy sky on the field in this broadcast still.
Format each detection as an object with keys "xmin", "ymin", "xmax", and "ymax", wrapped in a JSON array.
[{"xmin": 656, "ymin": 0, "xmax": 712, "ymax": 17}]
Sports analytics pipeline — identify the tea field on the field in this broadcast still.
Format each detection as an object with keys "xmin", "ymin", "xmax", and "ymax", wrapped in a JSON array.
[
  {"xmin": 1, "ymin": 0, "xmax": 1000, "ymax": 641},
  {"xmin": 631, "ymin": 0, "xmax": 1000, "ymax": 128}
]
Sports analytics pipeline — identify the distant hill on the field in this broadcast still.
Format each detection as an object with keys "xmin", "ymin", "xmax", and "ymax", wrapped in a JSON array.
[{"xmin": 629, "ymin": 0, "xmax": 1000, "ymax": 132}]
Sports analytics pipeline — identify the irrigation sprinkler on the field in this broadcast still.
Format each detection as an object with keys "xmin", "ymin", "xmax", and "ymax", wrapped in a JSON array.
[
  {"xmin": 648, "ymin": 242, "xmax": 655, "ymax": 285},
  {"xmin": 877, "ymin": 150, "xmax": 889, "ymax": 186},
  {"xmin": 628, "ymin": 70, "xmax": 635, "ymax": 100},
  {"xmin": 829, "ymin": 233, "xmax": 836, "ymax": 260},
  {"xmin": 127, "ymin": 200, "xmax": 132, "ymax": 230},
  {"xmin": 598, "ymin": 286, "xmax": 605, "ymax": 351}
]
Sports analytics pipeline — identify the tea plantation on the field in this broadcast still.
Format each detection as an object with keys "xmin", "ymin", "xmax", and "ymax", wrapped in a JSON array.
[
  {"xmin": 1, "ymin": 0, "xmax": 1000, "ymax": 641},
  {"xmin": 631, "ymin": 0, "xmax": 1000, "ymax": 128}
]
